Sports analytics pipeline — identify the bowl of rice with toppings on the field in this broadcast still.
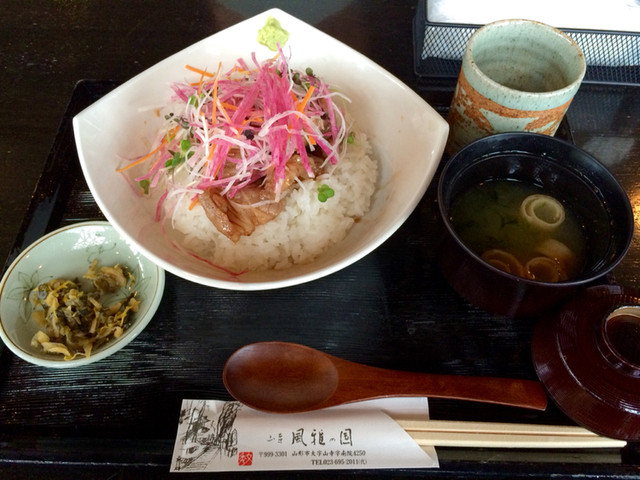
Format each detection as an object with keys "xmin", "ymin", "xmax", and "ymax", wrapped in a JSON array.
[{"xmin": 73, "ymin": 9, "xmax": 449, "ymax": 290}]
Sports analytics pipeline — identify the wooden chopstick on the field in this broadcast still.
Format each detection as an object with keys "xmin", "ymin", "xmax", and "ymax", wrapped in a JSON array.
[{"xmin": 394, "ymin": 419, "xmax": 627, "ymax": 449}]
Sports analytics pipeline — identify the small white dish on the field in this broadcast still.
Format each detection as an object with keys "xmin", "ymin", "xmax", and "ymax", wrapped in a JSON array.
[
  {"xmin": 0, "ymin": 221, "xmax": 165, "ymax": 368},
  {"xmin": 73, "ymin": 8, "xmax": 449, "ymax": 290}
]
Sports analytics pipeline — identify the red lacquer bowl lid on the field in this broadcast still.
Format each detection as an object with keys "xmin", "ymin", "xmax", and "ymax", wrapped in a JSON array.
[{"xmin": 532, "ymin": 285, "xmax": 640, "ymax": 441}]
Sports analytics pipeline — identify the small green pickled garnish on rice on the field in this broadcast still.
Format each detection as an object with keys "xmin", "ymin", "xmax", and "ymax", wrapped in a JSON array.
[
  {"xmin": 139, "ymin": 179, "xmax": 150, "ymax": 195},
  {"xmin": 318, "ymin": 184, "xmax": 335, "ymax": 203}
]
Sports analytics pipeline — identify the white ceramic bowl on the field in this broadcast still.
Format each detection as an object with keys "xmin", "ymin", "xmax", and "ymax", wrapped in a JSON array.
[
  {"xmin": 73, "ymin": 8, "xmax": 449, "ymax": 290},
  {"xmin": 0, "ymin": 221, "xmax": 165, "ymax": 368}
]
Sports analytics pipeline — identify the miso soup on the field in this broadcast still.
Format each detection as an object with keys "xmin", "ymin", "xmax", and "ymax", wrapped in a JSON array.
[{"xmin": 450, "ymin": 179, "xmax": 587, "ymax": 282}]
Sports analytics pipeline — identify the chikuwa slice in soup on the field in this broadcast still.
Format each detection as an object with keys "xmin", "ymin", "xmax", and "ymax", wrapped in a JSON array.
[{"xmin": 450, "ymin": 179, "xmax": 587, "ymax": 282}]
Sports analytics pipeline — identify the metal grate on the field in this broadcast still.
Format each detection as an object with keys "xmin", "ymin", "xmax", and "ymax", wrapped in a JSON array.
[{"xmin": 413, "ymin": 0, "xmax": 640, "ymax": 85}]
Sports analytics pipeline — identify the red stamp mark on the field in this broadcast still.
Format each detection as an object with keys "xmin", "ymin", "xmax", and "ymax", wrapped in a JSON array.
[{"xmin": 238, "ymin": 451, "xmax": 253, "ymax": 466}]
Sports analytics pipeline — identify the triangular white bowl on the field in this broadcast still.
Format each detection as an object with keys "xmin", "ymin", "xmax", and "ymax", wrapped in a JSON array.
[{"xmin": 73, "ymin": 8, "xmax": 448, "ymax": 290}]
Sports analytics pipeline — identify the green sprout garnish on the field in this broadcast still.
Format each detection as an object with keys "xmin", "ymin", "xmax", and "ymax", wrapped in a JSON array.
[
  {"xmin": 165, "ymin": 151, "xmax": 181, "ymax": 168},
  {"xmin": 165, "ymin": 139, "xmax": 193, "ymax": 169},
  {"xmin": 180, "ymin": 139, "xmax": 191, "ymax": 152},
  {"xmin": 347, "ymin": 132, "xmax": 355, "ymax": 144},
  {"xmin": 318, "ymin": 184, "xmax": 335, "ymax": 203}
]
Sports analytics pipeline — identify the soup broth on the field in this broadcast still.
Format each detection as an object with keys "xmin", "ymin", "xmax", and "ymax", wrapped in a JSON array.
[{"xmin": 450, "ymin": 179, "xmax": 587, "ymax": 282}]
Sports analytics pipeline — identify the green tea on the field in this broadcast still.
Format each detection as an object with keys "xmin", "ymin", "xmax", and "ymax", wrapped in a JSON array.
[{"xmin": 450, "ymin": 179, "xmax": 587, "ymax": 282}]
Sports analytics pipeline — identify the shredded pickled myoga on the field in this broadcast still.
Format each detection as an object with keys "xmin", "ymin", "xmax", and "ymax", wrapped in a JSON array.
[
  {"xmin": 118, "ymin": 49, "xmax": 352, "ymax": 242},
  {"xmin": 29, "ymin": 260, "xmax": 140, "ymax": 360}
]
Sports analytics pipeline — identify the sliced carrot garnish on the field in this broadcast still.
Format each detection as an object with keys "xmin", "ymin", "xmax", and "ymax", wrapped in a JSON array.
[
  {"xmin": 296, "ymin": 85, "xmax": 316, "ymax": 113},
  {"xmin": 116, "ymin": 125, "xmax": 180, "ymax": 172},
  {"xmin": 221, "ymin": 102, "xmax": 238, "ymax": 111},
  {"xmin": 116, "ymin": 142, "xmax": 165, "ymax": 173},
  {"xmin": 185, "ymin": 64, "xmax": 214, "ymax": 78},
  {"xmin": 188, "ymin": 196, "xmax": 200, "ymax": 210}
]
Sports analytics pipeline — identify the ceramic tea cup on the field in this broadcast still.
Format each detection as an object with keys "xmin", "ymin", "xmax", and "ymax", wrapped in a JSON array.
[{"xmin": 447, "ymin": 19, "xmax": 586, "ymax": 154}]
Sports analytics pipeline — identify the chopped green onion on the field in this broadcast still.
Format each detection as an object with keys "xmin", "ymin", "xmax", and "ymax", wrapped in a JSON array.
[
  {"xmin": 139, "ymin": 179, "xmax": 150, "ymax": 195},
  {"xmin": 318, "ymin": 184, "xmax": 335, "ymax": 203}
]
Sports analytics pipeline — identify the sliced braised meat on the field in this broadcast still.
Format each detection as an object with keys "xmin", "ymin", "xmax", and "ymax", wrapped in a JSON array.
[
  {"xmin": 198, "ymin": 154, "xmax": 325, "ymax": 242},
  {"xmin": 199, "ymin": 184, "xmax": 285, "ymax": 243}
]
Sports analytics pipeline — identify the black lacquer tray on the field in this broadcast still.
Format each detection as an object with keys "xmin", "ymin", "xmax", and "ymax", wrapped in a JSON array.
[{"xmin": 1, "ymin": 79, "xmax": 639, "ymax": 479}]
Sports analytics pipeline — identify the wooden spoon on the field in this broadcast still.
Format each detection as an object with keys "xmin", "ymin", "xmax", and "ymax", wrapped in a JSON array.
[{"xmin": 223, "ymin": 341, "xmax": 547, "ymax": 413}]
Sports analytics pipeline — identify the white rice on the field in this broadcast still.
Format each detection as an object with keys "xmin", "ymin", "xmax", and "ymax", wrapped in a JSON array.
[{"xmin": 170, "ymin": 132, "xmax": 377, "ymax": 272}]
